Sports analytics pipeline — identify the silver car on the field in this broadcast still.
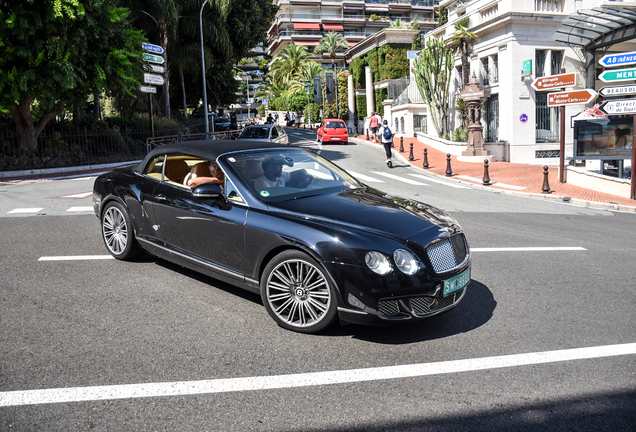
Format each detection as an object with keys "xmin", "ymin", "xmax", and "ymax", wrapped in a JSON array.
[{"xmin": 238, "ymin": 125, "xmax": 289, "ymax": 144}]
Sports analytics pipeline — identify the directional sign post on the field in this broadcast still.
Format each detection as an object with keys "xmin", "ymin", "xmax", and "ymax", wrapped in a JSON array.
[
  {"xmin": 547, "ymin": 89, "xmax": 598, "ymax": 107},
  {"xmin": 144, "ymin": 73, "xmax": 165, "ymax": 85},
  {"xmin": 142, "ymin": 42, "xmax": 164, "ymax": 55},
  {"xmin": 139, "ymin": 86, "xmax": 157, "ymax": 94},
  {"xmin": 598, "ymin": 84, "xmax": 636, "ymax": 97},
  {"xmin": 599, "ymin": 51, "xmax": 636, "ymax": 68},
  {"xmin": 143, "ymin": 53, "xmax": 165, "ymax": 64},
  {"xmin": 598, "ymin": 99, "xmax": 636, "ymax": 115},
  {"xmin": 532, "ymin": 72, "xmax": 578, "ymax": 91},
  {"xmin": 145, "ymin": 64, "xmax": 165, "ymax": 74},
  {"xmin": 598, "ymin": 68, "xmax": 636, "ymax": 82}
]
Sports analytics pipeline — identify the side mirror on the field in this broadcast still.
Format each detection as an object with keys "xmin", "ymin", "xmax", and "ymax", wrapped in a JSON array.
[{"xmin": 192, "ymin": 183, "xmax": 224, "ymax": 199}]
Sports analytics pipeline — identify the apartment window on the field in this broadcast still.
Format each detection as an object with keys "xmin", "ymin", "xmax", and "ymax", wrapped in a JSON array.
[
  {"xmin": 400, "ymin": 117, "xmax": 405, "ymax": 133},
  {"xmin": 485, "ymin": 94, "xmax": 499, "ymax": 142},
  {"xmin": 414, "ymin": 114, "xmax": 427, "ymax": 134},
  {"xmin": 536, "ymin": 93, "xmax": 559, "ymax": 143},
  {"xmin": 455, "ymin": 66, "xmax": 464, "ymax": 91},
  {"xmin": 535, "ymin": 0, "xmax": 564, "ymax": 13},
  {"xmin": 480, "ymin": 58, "xmax": 489, "ymax": 86},
  {"xmin": 551, "ymin": 51, "xmax": 564, "ymax": 75},
  {"xmin": 535, "ymin": 50, "xmax": 547, "ymax": 78}
]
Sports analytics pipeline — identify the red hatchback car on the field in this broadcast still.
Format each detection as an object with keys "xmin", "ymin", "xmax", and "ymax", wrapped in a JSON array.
[{"xmin": 317, "ymin": 119, "xmax": 349, "ymax": 145}]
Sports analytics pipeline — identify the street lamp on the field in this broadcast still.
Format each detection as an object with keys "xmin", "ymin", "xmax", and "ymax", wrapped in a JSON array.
[
  {"xmin": 304, "ymin": 80, "xmax": 312, "ymax": 128},
  {"xmin": 234, "ymin": 66, "xmax": 250, "ymax": 121},
  {"xmin": 199, "ymin": 0, "xmax": 213, "ymax": 137}
]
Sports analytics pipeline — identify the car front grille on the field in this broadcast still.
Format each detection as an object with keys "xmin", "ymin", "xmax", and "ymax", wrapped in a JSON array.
[
  {"xmin": 377, "ymin": 288, "xmax": 465, "ymax": 318},
  {"xmin": 426, "ymin": 234, "xmax": 468, "ymax": 274}
]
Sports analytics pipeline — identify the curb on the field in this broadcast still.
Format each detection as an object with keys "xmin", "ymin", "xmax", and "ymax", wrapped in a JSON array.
[
  {"xmin": 349, "ymin": 137, "xmax": 636, "ymax": 214},
  {"xmin": 0, "ymin": 161, "xmax": 141, "ymax": 181}
]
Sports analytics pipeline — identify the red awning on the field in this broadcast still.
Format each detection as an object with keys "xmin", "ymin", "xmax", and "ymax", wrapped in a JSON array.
[
  {"xmin": 347, "ymin": 41, "xmax": 357, "ymax": 46},
  {"xmin": 322, "ymin": 23, "xmax": 344, "ymax": 31},
  {"xmin": 295, "ymin": 40, "xmax": 320, "ymax": 46},
  {"xmin": 293, "ymin": 22, "xmax": 321, "ymax": 31}
]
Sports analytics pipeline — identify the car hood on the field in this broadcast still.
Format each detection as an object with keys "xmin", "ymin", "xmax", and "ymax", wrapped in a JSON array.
[{"xmin": 268, "ymin": 188, "xmax": 460, "ymax": 241}]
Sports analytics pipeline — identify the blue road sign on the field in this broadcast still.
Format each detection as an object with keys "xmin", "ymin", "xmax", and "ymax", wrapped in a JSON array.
[
  {"xmin": 142, "ymin": 42, "xmax": 164, "ymax": 55},
  {"xmin": 599, "ymin": 51, "xmax": 636, "ymax": 68}
]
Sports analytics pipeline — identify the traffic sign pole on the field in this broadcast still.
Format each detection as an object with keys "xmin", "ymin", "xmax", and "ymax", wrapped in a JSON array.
[{"xmin": 632, "ymin": 115, "xmax": 636, "ymax": 200}]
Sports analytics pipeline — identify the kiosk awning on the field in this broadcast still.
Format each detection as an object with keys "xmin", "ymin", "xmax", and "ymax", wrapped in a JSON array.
[{"xmin": 555, "ymin": 6, "xmax": 636, "ymax": 49}]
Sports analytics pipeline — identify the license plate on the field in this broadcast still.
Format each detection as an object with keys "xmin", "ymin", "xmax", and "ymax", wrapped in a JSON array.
[
  {"xmin": 331, "ymin": 137, "xmax": 340, "ymax": 140},
  {"xmin": 443, "ymin": 268, "xmax": 471, "ymax": 296}
]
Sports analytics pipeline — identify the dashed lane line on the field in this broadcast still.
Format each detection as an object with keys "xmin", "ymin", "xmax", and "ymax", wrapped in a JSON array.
[
  {"xmin": 408, "ymin": 174, "xmax": 469, "ymax": 189},
  {"xmin": 66, "ymin": 206, "xmax": 94, "ymax": 212},
  {"xmin": 7, "ymin": 208, "xmax": 44, "ymax": 214},
  {"xmin": 347, "ymin": 171, "xmax": 385, "ymax": 183},
  {"xmin": 39, "ymin": 255, "xmax": 114, "ymax": 261},
  {"xmin": 1, "ymin": 343, "xmax": 634, "ymax": 407}
]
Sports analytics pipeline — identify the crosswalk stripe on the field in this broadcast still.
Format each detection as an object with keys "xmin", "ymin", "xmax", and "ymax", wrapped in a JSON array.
[
  {"xmin": 67, "ymin": 206, "xmax": 94, "ymax": 212},
  {"xmin": 371, "ymin": 172, "xmax": 428, "ymax": 185},
  {"xmin": 7, "ymin": 208, "xmax": 43, "ymax": 214},
  {"xmin": 408, "ymin": 174, "xmax": 469, "ymax": 189},
  {"xmin": 59, "ymin": 192, "xmax": 93, "ymax": 199},
  {"xmin": 347, "ymin": 171, "xmax": 385, "ymax": 183}
]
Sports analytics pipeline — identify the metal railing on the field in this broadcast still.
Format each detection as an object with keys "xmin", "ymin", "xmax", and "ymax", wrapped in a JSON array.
[{"xmin": 388, "ymin": 76, "xmax": 425, "ymax": 106}]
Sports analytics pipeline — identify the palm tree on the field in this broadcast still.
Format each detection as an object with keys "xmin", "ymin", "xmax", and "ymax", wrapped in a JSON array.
[
  {"xmin": 448, "ymin": 17, "xmax": 477, "ymax": 88},
  {"xmin": 313, "ymin": 31, "xmax": 349, "ymax": 69},
  {"xmin": 389, "ymin": 19, "xmax": 407, "ymax": 29},
  {"xmin": 270, "ymin": 43, "xmax": 311, "ymax": 84}
]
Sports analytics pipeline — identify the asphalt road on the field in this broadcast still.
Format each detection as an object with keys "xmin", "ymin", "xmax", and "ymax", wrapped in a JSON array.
[{"xmin": 1, "ymin": 130, "xmax": 635, "ymax": 431}]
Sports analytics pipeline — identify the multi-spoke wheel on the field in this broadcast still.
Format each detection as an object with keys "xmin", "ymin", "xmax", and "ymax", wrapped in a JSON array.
[
  {"xmin": 261, "ymin": 250, "xmax": 337, "ymax": 333},
  {"xmin": 101, "ymin": 201, "xmax": 139, "ymax": 260}
]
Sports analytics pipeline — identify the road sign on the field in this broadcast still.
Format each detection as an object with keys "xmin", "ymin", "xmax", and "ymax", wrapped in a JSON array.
[
  {"xmin": 145, "ymin": 64, "xmax": 165, "ymax": 74},
  {"xmin": 520, "ymin": 113, "xmax": 528, "ymax": 123},
  {"xmin": 139, "ymin": 86, "xmax": 157, "ymax": 94},
  {"xmin": 142, "ymin": 42, "xmax": 164, "ymax": 55},
  {"xmin": 531, "ymin": 72, "xmax": 578, "ymax": 91},
  {"xmin": 143, "ymin": 53, "xmax": 164, "ymax": 64},
  {"xmin": 547, "ymin": 89, "xmax": 597, "ymax": 107},
  {"xmin": 598, "ymin": 84, "xmax": 636, "ymax": 97},
  {"xmin": 143, "ymin": 73, "xmax": 165, "ymax": 85},
  {"xmin": 599, "ymin": 51, "xmax": 636, "ymax": 68},
  {"xmin": 598, "ymin": 99, "xmax": 636, "ymax": 115},
  {"xmin": 598, "ymin": 68, "xmax": 636, "ymax": 82},
  {"xmin": 407, "ymin": 50, "xmax": 419, "ymax": 59}
]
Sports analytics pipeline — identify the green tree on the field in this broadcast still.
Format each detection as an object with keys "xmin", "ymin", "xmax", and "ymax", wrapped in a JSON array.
[
  {"xmin": 413, "ymin": 37, "xmax": 453, "ymax": 137},
  {"xmin": 0, "ymin": 0, "xmax": 145, "ymax": 154},
  {"xmin": 313, "ymin": 31, "xmax": 348, "ymax": 70},
  {"xmin": 448, "ymin": 17, "xmax": 477, "ymax": 87}
]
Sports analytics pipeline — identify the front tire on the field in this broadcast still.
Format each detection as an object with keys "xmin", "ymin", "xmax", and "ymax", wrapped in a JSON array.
[
  {"xmin": 101, "ymin": 201, "xmax": 139, "ymax": 260},
  {"xmin": 261, "ymin": 250, "xmax": 337, "ymax": 333}
]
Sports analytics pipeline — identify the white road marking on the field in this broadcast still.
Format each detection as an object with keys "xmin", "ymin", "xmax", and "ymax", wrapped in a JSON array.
[
  {"xmin": 409, "ymin": 174, "xmax": 469, "ymax": 189},
  {"xmin": 471, "ymin": 247, "xmax": 587, "ymax": 252},
  {"xmin": 38, "ymin": 255, "xmax": 114, "ymax": 261},
  {"xmin": 66, "ymin": 206, "xmax": 94, "ymax": 212},
  {"xmin": 7, "ymin": 208, "xmax": 44, "ymax": 214},
  {"xmin": 371, "ymin": 172, "xmax": 429, "ymax": 185},
  {"xmin": 59, "ymin": 192, "xmax": 93, "ymax": 199},
  {"xmin": 456, "ymin": 175, "xmax": 527, "ymax": 190},
  {"xmin": 347, "ymin": 171, "xmax": 385, "ymax": 183},
  {"xmin": 1, "ymin": 343, "xmax": 634, "ymax": 407}
]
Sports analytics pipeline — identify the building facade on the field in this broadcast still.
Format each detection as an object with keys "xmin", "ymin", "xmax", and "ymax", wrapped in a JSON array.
[{"xmin": 267, "ymin": 0, "xmax": 439, "ymax": 67}]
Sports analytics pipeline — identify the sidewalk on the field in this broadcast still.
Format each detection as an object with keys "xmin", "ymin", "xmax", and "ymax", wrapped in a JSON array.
[{"xmin": 354, "ymin": 134, "xmax": 636, "ymax": 212}]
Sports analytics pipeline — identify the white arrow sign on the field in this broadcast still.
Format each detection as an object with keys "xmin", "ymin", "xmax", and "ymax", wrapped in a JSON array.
[
  {"xmin": 143, "ymin": 73, "xmax": 165, "ymax": 85},
  {"xmin": 145, "ymin": 64, "xmax": 165, "ymax": 74},
  {"xmin": 598, "ymin": 99, "xmax": 636, "ymax": 115},
  {"xmin": 139, "ymin": 86, "xmax": 157, "ymax": 94},
  {"xmin": 598, "ymin": 84, "xmax": 636, "ymax": 97}
]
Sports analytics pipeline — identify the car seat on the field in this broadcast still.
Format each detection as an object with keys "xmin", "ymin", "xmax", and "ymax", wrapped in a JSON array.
[{"xmin": 164, "ymin": 159, "xmax": 189, "ymax": 184}]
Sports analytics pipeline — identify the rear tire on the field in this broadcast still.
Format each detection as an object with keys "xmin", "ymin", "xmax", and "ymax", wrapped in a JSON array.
[{"xmin": 101, "ymin": 201, "xmax": 140, "ymax": 260}]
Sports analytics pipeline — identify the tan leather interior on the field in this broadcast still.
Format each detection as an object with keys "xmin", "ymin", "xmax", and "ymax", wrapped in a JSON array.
[
  {"xmin": 164, "ymin": 159, "xmax": 189, "ymax": 184},
  {"xmin": 192, "ymin": 162, "xmax": 211, "ymax": 178}
]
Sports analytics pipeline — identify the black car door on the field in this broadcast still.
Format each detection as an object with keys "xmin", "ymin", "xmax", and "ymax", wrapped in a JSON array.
[{"xmin": 151, "ymin": 181, "xmax": 247, "ymax": 278}]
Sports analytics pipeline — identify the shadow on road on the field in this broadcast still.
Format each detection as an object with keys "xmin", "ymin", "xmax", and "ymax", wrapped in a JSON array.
[{"xmin": 324, "ymin": 280, "xmax": 496, "ymax": 344}]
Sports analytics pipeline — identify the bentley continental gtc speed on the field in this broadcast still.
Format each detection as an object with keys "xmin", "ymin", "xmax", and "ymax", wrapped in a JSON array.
[{"xmin": 93, "ymin": 140, "xmax": 471, "ymax": 333}]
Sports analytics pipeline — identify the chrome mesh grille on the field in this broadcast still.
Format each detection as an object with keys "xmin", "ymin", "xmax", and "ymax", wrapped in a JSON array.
[
  {"xmin": 426, "ymin": 234, "xmax": 468, "ymax": 274},
  {"xmin": 378, "ymin": 300, "xmax": 400, "ymax": 317},
  {"xmin": 410, "ymin": 291, "xmax": 461, "ymax": 316}
]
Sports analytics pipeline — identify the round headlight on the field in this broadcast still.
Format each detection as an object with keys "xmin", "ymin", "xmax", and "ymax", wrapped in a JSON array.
[
  {"xmin": 394, "ymin": 249, "xmax": 420, "ymax": 275},
  {"xmin": 365, "ymin": 251, "xmax": 392, "ymax": 275}
]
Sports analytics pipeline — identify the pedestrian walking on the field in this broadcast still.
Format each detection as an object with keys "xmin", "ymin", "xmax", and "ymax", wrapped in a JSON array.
[
  {"xmin": 274, "ymin": 113, "xmax": 279, "ymax": 125},
  {"xmin": 379, "ymin": 120, "xmax": 394, "ymax": 168},
  {"xmin": 291, "ymin": 113, "xmax": 296, "ymax": 127},
  {"xmin": 369, "ymin": 113, "xmax": 379, "ymax": 143}
]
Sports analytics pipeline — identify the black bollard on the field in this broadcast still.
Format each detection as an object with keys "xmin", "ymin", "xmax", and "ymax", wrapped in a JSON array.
[
  {"xmin": 445, "ymin": 153, "xmax": 453, "ymax": 176},
  {"xmin": 482, "ymin": 160, "xmax": 491, "ymax": 185},
  {"xmin": 366, "ymin": 128, "xmax": 369, "ymax": 141},
  {"xmin": 423, "ymin": 148, "xmax": 429, "ymax": 169},
  {"xmin": 399, "ymin": 137, "xmax": 404, "ymax": 152},
  {"xmin": 542, "ymin": 166, "xmax": 551, "ymax": 194},
  {"xmin": 409, "ymin": 143, "xmax": 415, "ymax": 161}
]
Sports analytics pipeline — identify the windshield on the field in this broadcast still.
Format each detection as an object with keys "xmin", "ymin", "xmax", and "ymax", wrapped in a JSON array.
[
  {"xmin": 326, "ymin": 121, "xmax": 345, "ymax": 129},
  {"xmin": 239, "ymin": 127, "xmax": 271, "ymax": 139},
  {"xmin": 223, "ymin": 149, "xmax": 363, "ymax": 202}
]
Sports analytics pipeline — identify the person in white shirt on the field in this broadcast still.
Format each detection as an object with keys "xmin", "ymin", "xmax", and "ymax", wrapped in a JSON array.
[
  {"xmin": 254, "ymin": 157, "xmax": 311, "ymax": 190},
  {"xmin": 379, "ymin": 120, "xmax": 394, "ymax": 168}
]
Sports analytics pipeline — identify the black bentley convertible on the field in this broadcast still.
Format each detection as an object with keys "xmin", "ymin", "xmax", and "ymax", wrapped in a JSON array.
[{"xmin": 93, "ymin": 140, "xmax": 471, "ymax": 333}]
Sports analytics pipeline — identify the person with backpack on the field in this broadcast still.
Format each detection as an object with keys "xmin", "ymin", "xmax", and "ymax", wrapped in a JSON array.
[{"xmin": 379, "ymin": 119, "xmax": 394, "ymax": 168}]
